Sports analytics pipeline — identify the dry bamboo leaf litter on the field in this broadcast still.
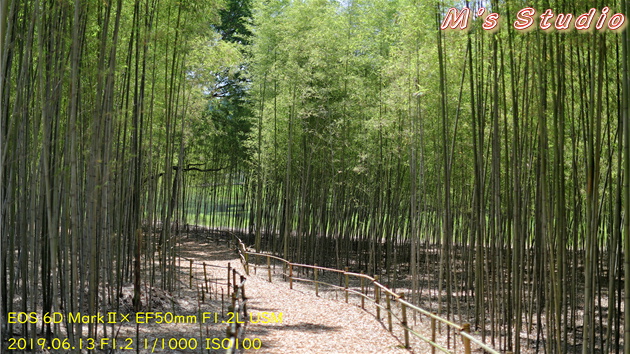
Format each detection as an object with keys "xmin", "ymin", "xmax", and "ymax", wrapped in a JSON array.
[
  {"xmin": 240, "ymin": 271, "xmax": 409, "ymax": 354},
  {"xmin": 176, "ymin": 234, "xmax": 410, "ymax": 354}
]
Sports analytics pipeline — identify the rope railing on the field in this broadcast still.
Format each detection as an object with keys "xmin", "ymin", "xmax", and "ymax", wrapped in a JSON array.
[{"xmin": 227, "ymin": 232, "xmax": 501, "ymax": 354}]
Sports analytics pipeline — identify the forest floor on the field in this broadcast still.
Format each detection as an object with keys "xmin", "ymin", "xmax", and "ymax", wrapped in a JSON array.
[
  {"xmin": 174, "ymin": 229, "xmax": 409, "ymax": 353},
  {"xmin": 12, "ymin": 227, "xmax": 491, "ymax": 353},
  {"xmin": 236, "ymin": 228, "xmax": 627, "ymax": 354},
  {"xmin": 96, "ymin": 228, "xmax": 412, "ymax": 353},
  {"xmin": 201, "ymin": 228, "xmax": 494, "ymax": 353}
]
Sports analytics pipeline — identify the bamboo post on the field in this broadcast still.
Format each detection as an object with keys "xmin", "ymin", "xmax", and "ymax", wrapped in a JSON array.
[
  {"xmin": 225, "ymin": 321, "xmax": 231, "ymax": 338},
  {"xmin": 267, "ymin": 256, "xmax": 272, "ymax": 282},
  {"xmin": 315, "ymin": 264, "xmax": 319, "ymax": 296},
  {"xmin": 227, "ymin": 263, "xmax": 231, "ymax": 297},
  {"xmin": 244, "ymin": 249, "xmax": 249, "ymax": 275},
  {"xmin": 400, "ymin": 293, "xmax": 409, "ymax": 349},
  {"xmin": 240, "ymin": 275, "xmax": 247, "ymax": 317},
  {"xmin": 203, "ymin": 262, "xmax": 209, "ymax": 295},
  {"xmin": 462, "ymin": 323, "xmax": 471, "ymax": 354},
  {"xmin": 386, "ymin": 292, "xmax": 392, "ymax": 332},
  {"xmin": 232, "ymin": 269, "xmax": 237, "ymax": 293},
  {"xmin": 189, "ymin": 260, "xmax": 193, "ymax": 288},
  {"xmin": 360, "ymin": 277, "xmax": 365, "ymax": 309},
  {"xmin": 289, "ymin": 262, "xmax": 293, "ymax": 289},
  {"xmin": 448, "ymin": 321, "xmax": 451, "ymax": 347},
  {"xmin": 344, "ymin": 267, "xmax": 349, "ymax": 303},
  {"xmin": 374, "ymin": 275, "xmax": 380, "ymax": 321},
  {"xmin": 231, "ymin": 292, "xmax": 238, "ymax": 338},
  {"xmin": 431, "ymin": 313, "xmax": 436, "ymax": 354},
  {"xmin": 254, "ymin": 254, "xmax": 258, "ymax": 275}
]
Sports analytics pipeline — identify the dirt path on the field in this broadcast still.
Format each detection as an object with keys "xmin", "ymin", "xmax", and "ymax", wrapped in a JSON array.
[
  {"xmin": 240, "ymin": 268, "xmax": 408, "ymax": 353},
  {"xmin": 176, "ymin": 230, "xmax": 408, "ymax": 354}
]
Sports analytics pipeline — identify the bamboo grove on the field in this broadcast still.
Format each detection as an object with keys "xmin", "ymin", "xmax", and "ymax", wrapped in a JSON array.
[
  {"xmin": 237, "ymin": 0, "xmax": 630, "ymax": 352},
  {"xmin": 3, "ymin": 0, "xmax": 630, "ymax": 353},
  {"xmin": 0, "ymin": 0, "xmax": 243, "ymax": 350}
]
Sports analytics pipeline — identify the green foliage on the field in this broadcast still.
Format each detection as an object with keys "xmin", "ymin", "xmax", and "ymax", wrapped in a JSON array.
[
  {"xmin": 206, "ymin": 68, "xmax": 253, "ymax": 161},
  {"xmin": 215, "ymin": 0, "xmax": 253, "ymax": 44}
]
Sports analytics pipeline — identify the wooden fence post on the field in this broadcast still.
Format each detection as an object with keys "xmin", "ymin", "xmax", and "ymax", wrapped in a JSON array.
[
  {"xmin": 344, "ymin": 267, "xmax": 349, "ymax": 303},
  {"xmin": 232, "ymin": 269, "xmax": 237, "ymax": 293},
  {"xmin": 462, "ymin": 323, "xmax": 471, "ymax": 354},
  {"xmin": 203, "ymin": 263, "xmax": 209, "ymax": 295},
  {"xmin": 400, "ymin": 293, "xmax": 409, "ymax": 349},
  {"xmin": 231, "ymin": 292, "xmax": 238, "ymax": 338},
  {"xmin": 360, "ymin": 278, "xmax": 365, "ymax": 309},
  {"xmin": 227, "ymin": 263, "xmax": 231, "ymax": 297},
  {"xmin": 431, "ymin": 313, "xmax": 436, "ymax": 354},
  {"xmin": 229, "ymin": 290, "xmax": 236, "ymax": 314},
  {"xmin": 244, "ymin": 245, "xmax": 250, "ymax": 275},
  {"xmin": 315, "ymin": 264, "xmax": 319, "ymax": 297},
  {"xmin": 255, "ymin": 254, "xmax": 259, "ymax": 275},
  {"xmin": 386, "ymin": 293, "xmax": 392, "ymax": 332},
  {"xmin": 189, "ymin": 260, "xmax": 193, "ymax": 288},
  {"xmin": 374, "ymin": 275, "xmax": 380, "ymax": 321},
  {"xmin": 240, "ymin": 275, "xmax": 247, "ymax": 317},
  {"xmin": 267, "ymin": 256, "xmax": 272, "ymax": 282},
  {"xmin": 289, "ymin": 262, "xmax": 293, "ymax": 289}
]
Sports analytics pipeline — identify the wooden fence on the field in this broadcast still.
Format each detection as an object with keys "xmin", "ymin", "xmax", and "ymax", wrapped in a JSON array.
[
  {"xmin": 175, "ymin": 255, "xmax": 249, "ymax": 354},
  {"xmin": 225, "ymin": 267, "xmax": 248, "ymax": 354},
  {"xmin": 227, "ymin": 232, "xmax": 502, "ymax": 354}
]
